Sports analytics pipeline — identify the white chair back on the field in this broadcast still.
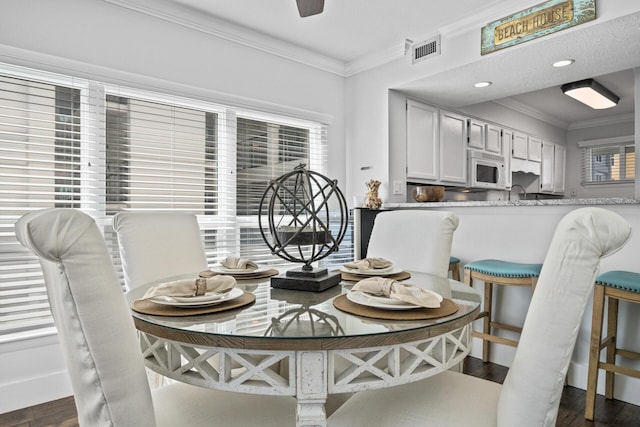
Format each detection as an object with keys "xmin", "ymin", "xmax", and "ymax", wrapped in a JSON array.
[
  {"xmin": 15, "ymin": 209, "xmax": 155, "ymax": 427},
  {"xmin": 113, "ymin": 212, "xmax": 207, "ymax": 289},
  {"xmin": 366, "ymin": 210, "xmax": 459, "ymax": 278},
  {"xmin": 497, "ymin": 207, "xmax": 632, "ymax": 426},
  {"xmin": 328, "ymin": 207, "xmax": 632, "ymax": 427}
]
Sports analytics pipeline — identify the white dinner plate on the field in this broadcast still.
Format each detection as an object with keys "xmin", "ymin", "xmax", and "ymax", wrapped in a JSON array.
[
  {"xmin": 340, "ymin": 266, "xmax": 403, "ymax": 276},
  {"xmin": 347, "ymin": 291, "xmax": 422, "ymax": 310},
  {"xmin": 151, "ymin": 287, "xmax": 244, "ymax": 308},
  {"xmin": 210, "ymin": 265, "xmax": 271, "ymax": 275}
]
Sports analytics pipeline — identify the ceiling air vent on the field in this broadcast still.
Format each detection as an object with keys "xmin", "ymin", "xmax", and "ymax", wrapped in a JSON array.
[{"xmin": 412, "ymin": 35, "xmax": 441, "ymax": 64}]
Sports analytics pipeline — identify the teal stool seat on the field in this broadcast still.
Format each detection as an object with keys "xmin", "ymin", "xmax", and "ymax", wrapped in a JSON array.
[
  {"xmin": 448, "ymin": 256, "xmax": 461, "ymax": 281},
  {"xmin": 464, "ymin": 259, "xmax": 542, "ymax": 362},
  {"xmin": 464, "ymin": 259, "xmax": 542, "ymax": 278},
  {"xmin": 596, "ymin": 270, "xmax": 640, "ymax": 293},
  {"xmin": 586, "ymin": 270, "xmax": 640, "ymax": 420}
]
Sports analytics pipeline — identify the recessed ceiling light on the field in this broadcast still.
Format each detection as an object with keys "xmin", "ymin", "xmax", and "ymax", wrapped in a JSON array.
[
  {"xmin": 474, "ymin": 81, "xmax": 492, "ymax": 88},
  {"xmin": 553, "ymin": 59, "xmax": 575, "ymax": 67}
]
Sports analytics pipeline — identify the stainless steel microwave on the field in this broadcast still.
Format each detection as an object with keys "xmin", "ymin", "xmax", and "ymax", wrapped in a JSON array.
[{"xmin": 468, "ymin": 151, "xmax": 506, "ymax": 190}]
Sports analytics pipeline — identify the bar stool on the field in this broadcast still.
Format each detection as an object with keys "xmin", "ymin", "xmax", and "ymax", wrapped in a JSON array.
[
  {"xmin": 464, "ymin": 259, "xmax": 542, "ymax": 362},
  {"xmin": 585, "ymin": 270, "xmax": 640, "ymax": 421},
  {"xmin": 448, "ymin": 256, "xmax": 461, "ymax": 281}
]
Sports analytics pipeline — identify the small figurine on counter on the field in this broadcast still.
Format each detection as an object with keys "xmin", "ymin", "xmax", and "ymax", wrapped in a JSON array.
[{"xmin": 364, "ymin": 179, "xmax": 382, "ymax": 209}]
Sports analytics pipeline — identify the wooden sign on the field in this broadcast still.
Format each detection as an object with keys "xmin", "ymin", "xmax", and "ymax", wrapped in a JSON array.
[{"xmin": 481, "ymin": 0, "xmax": 596, "ymax": 55}]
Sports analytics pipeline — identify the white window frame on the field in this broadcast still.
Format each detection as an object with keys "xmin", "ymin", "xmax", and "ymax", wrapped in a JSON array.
[
  {"xmin": 0, "ymin": 63, "xmax": 340, "ymax": 344},
  {"xmin": 578, "ymin": 135, "xmax": 635, "ymax": 186}
]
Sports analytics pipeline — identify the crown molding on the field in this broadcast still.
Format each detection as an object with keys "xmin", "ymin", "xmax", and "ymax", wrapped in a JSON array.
[
  {"xmin": 103, "ymin": 0, "xmax": 348, "ymax": 76},
  {"xmin": 494, "ymin": 98, "xmax": 635, "ymax": 131},
  {"xmin": 568, "ymin": 113, "xmax": 635, "ymax": 130},
  {"xmin": 345, "ymin": 41, "xmax": 408, "ymax": 76},
  {"xmin": 493, "ymin": 98, "xmax": 569, "ymax": 129}
]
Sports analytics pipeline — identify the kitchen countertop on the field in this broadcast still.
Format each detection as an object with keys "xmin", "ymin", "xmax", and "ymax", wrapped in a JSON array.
[{"xmin": 382, "ymin": 197, "xmax": 640, "ymax": 208}]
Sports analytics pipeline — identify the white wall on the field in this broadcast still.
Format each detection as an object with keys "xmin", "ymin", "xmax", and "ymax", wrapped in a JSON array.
[
  {"xmin": 1, "ymin": 0, "xmax": 639, "ymax": 413},
  {"xmin": 0, "ymin": 0, "xmax": 346, "ymax": 180},
  {"xmin": 565, "ymin": 120, "xmax": 636, "ymax": 199},
  {"xmin": 345, "ymin": 1, "xmax": 640, "ymax": 206},
  {"xmin": 0, "ymin": 0, "xmax": 346, "ymax": 412},
  {"xmin": 420, "ymin": 203, "xmax": 640, "ymax": 406}
]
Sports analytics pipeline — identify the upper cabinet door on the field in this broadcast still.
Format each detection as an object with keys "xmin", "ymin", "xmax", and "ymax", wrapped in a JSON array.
[
  {"xmin": 512, "ymin": 132, "xmax": 528, "ymax": 159},
  {"xmin": 440, "ymin": 110, "xmax": 467, "ymax": 184},
  {"xmin": 553, "ymin": 145, "xmax": 566, "ymax": 193},
  {"xmin": 540, "ymin": 141, "xmax": 555, "ymax": 192},
  {"xmin": 485, "ymin": 124, "xmax": 502, "ymax": 155},
  {"xmin": 406, "ymin": 100, "xmax": 439, "ymax": 181},
  {"xmin": 467, "ymin": 119, "xmax": 484, "ymax": 150},
  {"xmin": 502, "ymin": 128, "xmax": 513, "ymax": 188},
  {"xmin": 528, "ymin": 136, "xmax": 543, "ymax": 162}
]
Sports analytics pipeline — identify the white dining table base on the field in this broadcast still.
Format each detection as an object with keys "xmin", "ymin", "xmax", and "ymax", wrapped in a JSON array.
[{"xmin": 137, "ymin": 323, "xmax": 473, "ymax": 426}]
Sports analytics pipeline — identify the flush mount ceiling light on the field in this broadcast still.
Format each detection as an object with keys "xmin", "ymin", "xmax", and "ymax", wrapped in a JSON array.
[
  {"xmin": 474, "ymin": 81, "xmax": 492, "ymax": 88},
  {"xmin": 552, "ymin": 59, "xmax": 575, "ymax": 67},
  {"xmin": 561, "ymin": 78, "xmax": 619, "ymax": 109}
]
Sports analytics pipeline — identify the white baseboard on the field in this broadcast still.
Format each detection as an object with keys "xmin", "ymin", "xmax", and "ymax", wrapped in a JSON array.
[{"xmin": 0, "ymin": 370, "xmax": 72, "ymax": 414}]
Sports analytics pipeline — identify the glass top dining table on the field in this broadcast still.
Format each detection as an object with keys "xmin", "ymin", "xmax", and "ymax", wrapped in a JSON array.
[{"xmin": 126, "ymin": 270, "xmax": 481, "ymax": 427}]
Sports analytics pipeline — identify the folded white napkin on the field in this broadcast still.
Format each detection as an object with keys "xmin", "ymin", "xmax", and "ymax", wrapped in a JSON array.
[
  {"xmin": 352, "ymin": 277, "xmax": 441, "ymax": 308},
  {"xmin": 221, "ymin": 256, "xmax": 259, "ymax": 271},
  {"xmin": 344, "ymin": 257, "xmax": 393, "ymax": 272},
  {"xmin": 139, "ymin": 275, "xmax": 237, "ymax": 300}
]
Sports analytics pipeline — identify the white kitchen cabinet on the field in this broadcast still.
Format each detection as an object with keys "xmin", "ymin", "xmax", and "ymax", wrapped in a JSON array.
[
  {"xmin": 539, "ymin": 141, "xmax": 566, "ymax": 194},
  {"xmin": 553, "ymin": 144, "xmax": 566, "ymax": 193},
  {"xmin": 440, "ymin": 110, "xmax": 467, "ymax": 184},
  {"xmin": 528, "ymin": 136, "xmax": 543, "ymax": 162},
  {"xmin": 485, "ymin": 124, "xmax": 502, "ymax": 155},
  {"xmin": 406, "ymin": 99, "xmax": 439, "ymax": 181},
  {"xmin": 467, "ymin": 119, "xmax": 485, "ymax": 150},
  {"xmin": 540, "ymin": 141, "xmax": 555, "ymax": 192},
  {"xmin": 502, "ymin": 128, "xmax": 513, "ymax": 188},
  {"xmin": 512, "ymin": 132, "xmax": 528, "ymax": 159}
]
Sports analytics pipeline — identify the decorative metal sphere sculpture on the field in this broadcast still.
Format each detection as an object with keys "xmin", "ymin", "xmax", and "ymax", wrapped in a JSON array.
[{"xmin": 258, "ymin": 164, "xmax": 348, "ymax": 291}]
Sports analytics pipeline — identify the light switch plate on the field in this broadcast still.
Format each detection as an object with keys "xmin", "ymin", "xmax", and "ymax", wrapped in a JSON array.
[{"xmin": 393, "ymin": 181, "xmax": 404, "ymax": 195}]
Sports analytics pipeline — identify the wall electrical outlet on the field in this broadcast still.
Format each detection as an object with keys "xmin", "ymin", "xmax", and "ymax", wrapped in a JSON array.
[{"xmin": 393, "ymin": 180, "xmax": 404, "ymax": 195}]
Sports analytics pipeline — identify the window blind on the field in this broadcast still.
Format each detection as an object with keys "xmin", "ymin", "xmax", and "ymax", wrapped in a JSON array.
[
  {"xmin": 0, "ymin": 64, "xmax": 352, "ymax": 342},
  {"xmin": 579, "ymin": 137, "xmax": 635, "ymax": 185},
  {"xmin": 0, "ymin": 69, "xmax": 100, "ymax": 342}
]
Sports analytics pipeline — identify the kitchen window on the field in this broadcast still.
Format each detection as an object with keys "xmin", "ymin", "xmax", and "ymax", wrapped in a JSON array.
[
  {"xmin": 579, "ymin": 136, "xmax": 635, "ymax": 185},
  {"xmin": 0, "ymin": 63, "xmax": 350, "ymax": 343}
]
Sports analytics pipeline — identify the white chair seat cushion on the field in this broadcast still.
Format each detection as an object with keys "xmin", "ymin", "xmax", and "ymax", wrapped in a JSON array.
[
  {"xmin": 328, "ymin": 370, "xmax": 501, "ymax": 427},
  {"xmin": 152, "ymin": 382, "xmax": 297, "ymax": 426}
]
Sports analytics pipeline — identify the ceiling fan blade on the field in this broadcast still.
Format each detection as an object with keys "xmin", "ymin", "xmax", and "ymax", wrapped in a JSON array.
[{"xmin": 296, "ymin": 0, "xmax": 324, "ymax": 17}]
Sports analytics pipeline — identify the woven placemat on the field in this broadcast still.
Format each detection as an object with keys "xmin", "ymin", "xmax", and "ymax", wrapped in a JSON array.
[
  {"xmin": 333, "ymin": 294, "xmax": 458, "ymax": 320},
  {"xmin": 336, "ymin": 270, "xmax": 411, "ymax": 282},
  {"xmin": 131, "ymin": 291, "xmax": 256, "ymax": 317},
  {"xmin": 203, "ymin": 268, "xmax": 279, "ymax": 281}
]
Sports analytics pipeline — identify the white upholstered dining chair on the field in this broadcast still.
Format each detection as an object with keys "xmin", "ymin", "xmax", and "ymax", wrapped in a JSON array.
[
  {"xmin": 15, "ymin": 208, "xmax": 296, "ymax": 427},
  {"xmin": 366, "ymin": 210, "xmax": 459, "ymax": 278},
  {"xmin": 329, "ymin": 207, "xmax": 632, "ymax": 427},
  {"xmin": 113, "ymin": 211, "xmax": 208, "ymax": 290}
]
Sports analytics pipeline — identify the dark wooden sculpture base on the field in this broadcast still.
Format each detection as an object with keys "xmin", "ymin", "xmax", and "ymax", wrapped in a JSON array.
[{"xmin": 270, "ymin": 269, "xmax": 341, "ymax": 292}]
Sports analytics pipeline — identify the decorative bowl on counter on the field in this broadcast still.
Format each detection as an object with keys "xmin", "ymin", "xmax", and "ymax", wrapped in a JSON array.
[{"xmin": 412, "ymin": 185, "xmax": 445, "ymax": 202}]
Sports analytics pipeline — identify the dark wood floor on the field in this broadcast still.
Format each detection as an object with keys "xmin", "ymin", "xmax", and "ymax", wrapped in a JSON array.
[{"xmin": 1, "ymin": 357, "xmax": 639, "ymax": 426}]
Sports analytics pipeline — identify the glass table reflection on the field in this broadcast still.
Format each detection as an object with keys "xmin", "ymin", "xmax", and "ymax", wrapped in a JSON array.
[{"xmin": 126, "ymin": 271, "xmax": 480, "ymax": 427}]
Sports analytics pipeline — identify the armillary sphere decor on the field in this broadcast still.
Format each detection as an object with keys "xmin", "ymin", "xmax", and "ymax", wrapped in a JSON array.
[{"xmin": 259, "ymin": 164, "xmax": 348, "ymax": 292}]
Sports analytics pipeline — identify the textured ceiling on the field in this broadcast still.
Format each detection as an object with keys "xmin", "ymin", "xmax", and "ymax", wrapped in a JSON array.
[
  {"xmin": 397, "ymin": 11, "xmax": 640, "ymax": 127},
  {"xmin": 113, "ymin": 0, "xmax": 638, "ymax": 128}
]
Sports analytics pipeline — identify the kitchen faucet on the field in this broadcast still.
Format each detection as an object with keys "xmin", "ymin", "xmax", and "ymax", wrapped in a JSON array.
[{"xmin": 510, "ymin": 184, "xmax": 527, "ymax": 201}]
